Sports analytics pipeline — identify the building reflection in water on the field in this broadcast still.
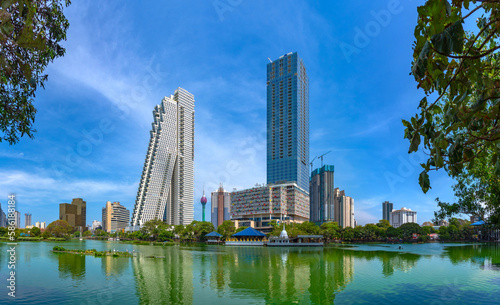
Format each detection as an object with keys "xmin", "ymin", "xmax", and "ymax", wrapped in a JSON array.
[
  {"xmin": 132, "ymin": 248, "xmax": 193, "ymax": 304},
  {"xmin": 101, "ymin": 256, "xmax": 129, "ymax": 277},
  {"xmin": 56, "ymin": 253, "xmax": 86, "ymax": 280},
  {"xmin": 204, "ymin": 247, "xmax": 354, "ymax": 304}
]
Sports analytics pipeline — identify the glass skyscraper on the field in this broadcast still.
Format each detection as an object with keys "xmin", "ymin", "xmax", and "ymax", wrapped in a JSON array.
[
  {"xmin": 266, "ymin": 52, "xmax": 309, "ymax": 192},
  {"xmin": 131, "ymin": 88, "xmax": 195, "ymax": 226}
]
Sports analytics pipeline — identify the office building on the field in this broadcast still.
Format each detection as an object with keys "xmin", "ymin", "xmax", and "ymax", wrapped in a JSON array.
[
  {"xmin": 309, "ymin": 165, "xmax": 335, "ymax": 224},
  {"xmin": 382, "ymin": 201, "xmax": 393, "ymax": 221},
  {"xmin": 25, "ymin": 213, "xmax": 32, "ymax": 228},
  {"xmin": 334, "ymin": 188, "xmax": 354, "ymax": 228},
  {"xmin": 34, "ymin": 221, "xmax": 40, "ymax": 228},
  {"xmin": 59, "ymin": 198, "xmax": 87, "ymax": 230},
  {"xmin": 211, "ymin": 184, "xmax": 231, "ymax": 228},
  {"xmin": 390, "ymin": 207, "xmax": 417, "ymax": 228},
  {"xmin": 267, "ymin": 52, "xmax": 310, "ymax": 192},
  {"xmin": 102, "ymin": 201, "xmax": 130, "ymax": 233},
  {"xmin": 40, "ymin": 222, "xmax": 46, "ymax": 229},
  {"xmin": 231, "ymin": 183, "xmax": 309, "ymax": 232},
  {"xmin": 14, "ymin": 211, "xmax": 21, "ymax": 228},
  {"xmin": 132, "ymin": 88, "xmax": 195, "ymax": 226}
]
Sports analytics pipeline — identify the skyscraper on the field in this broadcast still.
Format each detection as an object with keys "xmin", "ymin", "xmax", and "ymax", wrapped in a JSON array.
[
  {"xmin": 102, "ymin": 201, "xmax": 130, "ymax": 233},
  {"xmin": 25, "ymin": 213, "xmax": 32, "ymax": 228},
  {"xmin": 334, "ymin": 188, "xmax": 354, "ymax": 228},
  {"xmin": 59, "ymin": 198, "xmax": 86, "ymax": 230},
  {"xmin": 132, "ymin": 88, "xmax": 195, "ymax": 226},
  {"xmin": 267, "ymin": 52, "xmax": 309, "ymax": 192},
  {"xmin": 210, "ymin": 184, "xmax": 230, "ymax": 228},
  {"xmin": 14, "ymin": 211, "xmax": 21, "ymax": 228},
  {"xmin": 382, "ymin": 201, "xmax": 393, "ymax": 221},
  {"xmin": 309, "ymin": 165, "xmax": 335, "ymax": 224}
]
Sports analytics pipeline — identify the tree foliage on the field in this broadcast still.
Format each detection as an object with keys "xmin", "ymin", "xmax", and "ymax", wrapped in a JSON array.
[
  {"xmin": 46, "ymin": 219, "xmax": 72, "ymax": 237},
  {"xmin": 30, "ymin": 226, "xmax": 40, "ymax": 236},
  {"xmin": 405, "ymin": 0, "xmax": 500, "ymax": 193},
  {"xmin": 1, "ymin": 0, "xmax": 70, "ymax": 144},
  {"xmin": 434, "ymin": 151, "xmax": 500, "ymax": 223},
  {"xmin": 217, "ymin": 220, "xmax": 235, "ymax": 241}
]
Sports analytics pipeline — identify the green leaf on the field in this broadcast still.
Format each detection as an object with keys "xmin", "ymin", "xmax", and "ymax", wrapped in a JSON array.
[
  {"xmin": 419, "ymin": 171, "xmax": 431, "ymax": 193},
  {"xmin": 418, "ymin": 96, "xmax": 428, "ymax": 109},
  {"xmin": 431, "ymin": 20, "xmax": 464, "ymax": 55},
  {"xmin": 409, "ymin": 133, "xmax": 421, "ymax": 153},
  {"xmin": 444, "ymin": 0, "xmax": 451, "ymax": 16},
  {"xmin": 412, "ymin": 41, "xmax": 431, "ymax": 80}
]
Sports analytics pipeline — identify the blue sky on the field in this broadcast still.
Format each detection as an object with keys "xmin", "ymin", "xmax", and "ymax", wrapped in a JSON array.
[{"xmin": 1, "ymin": 0, "xmax": 458, "ymax": 227}]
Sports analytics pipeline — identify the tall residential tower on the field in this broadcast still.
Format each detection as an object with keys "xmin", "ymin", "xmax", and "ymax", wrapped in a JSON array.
[
  {"xmin": 309, "ymin": 165, "xmax": 335, "ymax": 224},
  {"xmin": 132, "ymin": 88, "xmax": 195, "ymax": 226},
  {"xmin": 382, "ymin": 201, "xmax": 393, "ymax": 222},
  {"xmin": 267, "ymin": 52, "xmax": 309, "ymax": 192},
  {"xmin": 211, "ymin": 184, "xmax": 230, "ymax": 229}
]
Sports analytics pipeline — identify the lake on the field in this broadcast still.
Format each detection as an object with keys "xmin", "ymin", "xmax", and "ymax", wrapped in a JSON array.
[{"xmin": 0, "ymin": 241, "xmax": 499, "ymax": 304}]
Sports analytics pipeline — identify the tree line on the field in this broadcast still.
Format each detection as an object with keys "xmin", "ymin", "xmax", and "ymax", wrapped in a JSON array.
[{"xmin": 0, "ymin": 217, "xmax": 478, "ymax": 243}]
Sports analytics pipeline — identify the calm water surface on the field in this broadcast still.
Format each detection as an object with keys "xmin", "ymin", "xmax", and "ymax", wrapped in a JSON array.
[{"xmin": 0, "ymin": 241, "xmax": 499, "ymax": 304}]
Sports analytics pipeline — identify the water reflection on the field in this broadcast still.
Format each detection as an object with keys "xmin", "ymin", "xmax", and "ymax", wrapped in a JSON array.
[
  {"xmin": 56, "ymin": 253, "xmax": 86, "ymax": 280},
  {"xmin": 444, "ymin": 243, "xmax": 500, "ymax": 270},
  {"xmin": 48, "ymin": 242, "xmax": 500, "ymax": 304},
  {"xmin": 202, "ymin": 247, "xmax": 354, "ymax": 304},
  {"xmin": 132, "ymin": 248, "xmax": 193, "ymax": 304},
  {"xmin": 101, "ymin": 256, "xmax": 129, "ymax": 277}
]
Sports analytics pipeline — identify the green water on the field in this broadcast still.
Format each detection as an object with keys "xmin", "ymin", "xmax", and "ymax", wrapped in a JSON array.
[{"xmin": 0, "ymin": 241, "xmax": 499, "ymax": 304}]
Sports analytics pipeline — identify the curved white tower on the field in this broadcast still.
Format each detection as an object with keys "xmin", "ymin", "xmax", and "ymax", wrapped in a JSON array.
[{"xmin": 132, "ymin": 87, "xmax": 195, "ymax": 226}]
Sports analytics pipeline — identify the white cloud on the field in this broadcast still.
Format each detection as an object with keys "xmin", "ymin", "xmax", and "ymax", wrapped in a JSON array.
[{"xmin": 0, "ymin": 170, "xmax": 137, "ymax": 211}]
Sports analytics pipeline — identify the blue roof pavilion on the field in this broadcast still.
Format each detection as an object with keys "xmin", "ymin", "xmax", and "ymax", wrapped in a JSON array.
[{"xmin": 232, "ymin": 227, "xmax": 266, "ymax": 237}]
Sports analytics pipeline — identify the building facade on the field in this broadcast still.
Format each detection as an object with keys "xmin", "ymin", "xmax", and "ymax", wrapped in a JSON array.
[
  {"xmin": 267, "ymin": 52, "xmax": 310, "ymax": 192},
  {"xmin": 231, "ymin": 183, "xmax": 309, "ymax": 232},
  {"xmin": 59, "ymin": 198, "xmax": 87, "ymax": 230},
  {"xmin": 211, "ymin": 184, "xmax": 231, "ymax": 229},
  {"xmin": 382, "ymin": 201, "xmax": 393, "ymax": 222},
  {"xmin": 132, "ymin": 88, "xmax": 195, "ymax": 226},
  {"xmin": 25, "ymin": 213, "xmax": 32, "ymax": 228},
  {"xmin": 334, "ymin": 188, "xmax": 354, "ymax": 228},
  {"xmin": 14, "ymin": 211, "xmax": 21, "ymax": 228},
  {"xmin": 102, "ymin": 201, "xmax": 130, "ymax": 233},
  {"xmin": 0, "ymin": 203, "xmax": 6, "ymax": 227},
  {"xmin": 309, "ymin": 165, "xmax": 335, "ymax": 224},
  {"xmin": 390, "ymin": 207, "xmax": 417, "ymax": 228}
]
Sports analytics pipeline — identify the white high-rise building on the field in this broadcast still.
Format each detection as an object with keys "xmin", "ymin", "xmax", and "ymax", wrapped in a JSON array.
[
  {"xmin": 132, "ymin": 88, "xmax": 195, "ymax": 226},
  {"xmin": 390, "ymin": 207, "xmax": 417, "ymax": 228}
]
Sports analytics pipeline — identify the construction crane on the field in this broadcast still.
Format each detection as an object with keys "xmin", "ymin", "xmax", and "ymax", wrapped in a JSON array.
[
  {"xmin": 318, "ymin": 151, "xmax": 331, "ymax": 167},
  {"xmin": 309, "ymin": 156, "xmax": 317, "ymax": 173}
]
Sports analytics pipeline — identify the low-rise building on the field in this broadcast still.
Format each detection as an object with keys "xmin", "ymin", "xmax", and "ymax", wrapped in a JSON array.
[{"xmin": 231, "ymin": 182, "xmax": 309, "ymax": 232}]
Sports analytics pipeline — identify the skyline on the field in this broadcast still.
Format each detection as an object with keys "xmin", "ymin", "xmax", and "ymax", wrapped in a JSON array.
[{"xmin": 0, "ymin": 0, "xmax": 458, "ymax": 227}]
